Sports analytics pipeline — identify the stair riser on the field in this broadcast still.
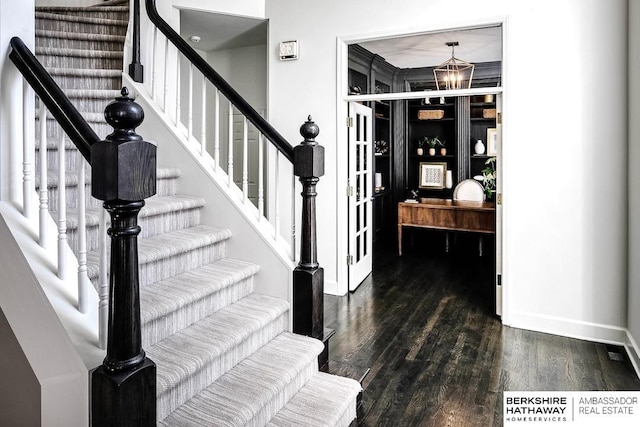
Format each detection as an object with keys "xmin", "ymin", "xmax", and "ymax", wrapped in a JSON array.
[
  {"xmin": 38, "ymin": 10, "xmax": 129, "ymax": 21},
  {"xmin": 36, "ymin": 120, "xmax": 114, "ymax": 141},
  {"xmin": 36, "ymin": 94, "xmax": 119, "ymax": 114},
  {"xmin": 142, "ymin": 276, "xmax": 254, "ymax": 348},
  {"xmin": 35, "ymin": 148, "xmax": 87, "ymax": 174},
  {"xmin": 40, "ymin": 175, "xmax": 180, "ymax": 213},
  {"xmin": 36, "ymin": 37, "xmax": 125, "ymax": 52},
  {"xmin": 157, "ymin": 314, "xmax": 288, "ymax": 422},
  {"xmin": 45, "ymin": 185, "xmax": 99, "ymax": 212},
  {"xmin": 67, "ymin": 206, "xmax": 203, "ymax": 254},
  {"xmin": 37, "ymin": 55, "xmax": 123, "ymax": 72},
  {"xmin": 48, "ymin": 74, "xmax": 123, "ymax": 91},
  {"xmin": 137, "ymin": 242, "xmax": 227, "ymax": 288},
  {"xmin": 35, "ymin": 19, "xmax": 127, "ymax": 37}
]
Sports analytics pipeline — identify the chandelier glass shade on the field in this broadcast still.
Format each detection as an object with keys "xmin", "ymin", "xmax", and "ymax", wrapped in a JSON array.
[{"xmin": 433, "ymin": 42, "xmax": 475, "ymax": 90}]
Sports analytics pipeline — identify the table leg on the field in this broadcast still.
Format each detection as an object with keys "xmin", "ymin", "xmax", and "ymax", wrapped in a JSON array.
[{"xmin": 398, "ymin": 225, "xmax": 403, "ymax": 256}]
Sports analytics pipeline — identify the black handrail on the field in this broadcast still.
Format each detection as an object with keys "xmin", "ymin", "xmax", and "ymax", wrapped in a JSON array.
[
  {"xmin": 9, "ymin": 37, "xmax": 100, "ymax": 161},
  {"xmin": 144, "ymin": 0, "xmax": 294, "ymax": 163}
]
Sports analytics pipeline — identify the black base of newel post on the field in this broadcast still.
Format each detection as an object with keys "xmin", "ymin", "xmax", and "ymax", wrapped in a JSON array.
[
  {"xmin": 129, "ymin": 63, "xmax": 144, "ymax": 83},
  {"xmin": 91, "ymin": 359, "xmax": 156, "ymax": 427},
  {"xmin": 293, "ymin": 266, "xmax": 324, "ymax": 339},
  {"xmin": 293, "ymin": 116, "xmax": 333, "ymax": 369}
]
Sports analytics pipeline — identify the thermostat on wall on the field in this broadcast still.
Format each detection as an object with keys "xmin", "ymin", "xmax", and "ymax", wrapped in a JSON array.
[{"xmin": 279, "ymin": 40, "xmax": 298, "ymax": 61}]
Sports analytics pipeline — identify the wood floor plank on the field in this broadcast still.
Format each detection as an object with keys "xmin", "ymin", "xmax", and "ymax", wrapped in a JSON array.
[{"xmin": 326, "ymin": 241, "xmax": 640, "ymax": 426}]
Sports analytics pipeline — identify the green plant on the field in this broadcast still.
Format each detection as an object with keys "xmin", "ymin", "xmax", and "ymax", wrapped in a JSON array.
[
  {"xmin": 421, "ymin": 136, "xmax": 444, "ymax": 148},
  {"xmin": 479, "ymin": 157, "xmax": 497, "ymax": 198}
]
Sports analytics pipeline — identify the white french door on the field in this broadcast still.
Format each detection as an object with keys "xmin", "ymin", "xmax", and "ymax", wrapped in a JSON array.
[
  {"xmin": 347, "ymin": 102, "xmax": 373, "ymax": 291},
  {"xmin": 495, "ymin": 94, "xmax": 503, "ymax": 316}
]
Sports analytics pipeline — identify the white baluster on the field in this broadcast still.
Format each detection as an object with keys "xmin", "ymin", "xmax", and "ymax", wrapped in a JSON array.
[
  {"xmin": 38, "ymin": 103, "xmax": 49, "ymax": 248},
  {"xmin": 76, "ymin": 152, "xmax": 89, "ymax": 313},
  {"xmin": 228, "ymin": 101, "xmax": 234, "ymax": 187},
  {"xmin": 57, "ymin": 131, "xmax": 67, "ymax": 280},
  {"xmin": 242, "ymin": 117, "xmax": 248, "ymax": 202},
  {"xmin": 22, "ymin": 81, "xmax": 33, "ymax": 218},
  {"xmin": 151, "ymin": 27, "xmax": 157, "ymax": 101},
  {"xmin": 214, "ymin": 89, "xmax": 220, "ymax": 169},
  {"xmin": 200, "ymin": 78, "xmax": 207, "ymax": 156},
  {"xmin": 187, "ymin": 63, "xmax": 193, "ymax": 140},
  {"xmin": 274, "ymin": 152, "xmax": 280, "ymax": 238},
  {"xmin": 163, "ymin": 36, "xmax": 169, "ymax": 113},
  {"xmin": 98, "ymin": 207, "xmax": 108, "ymax": 350},
  {"xmin": 258, "ymin": 133, "xmax": 264, "ymax": 218},
  {"xmin": 175, "ymin": 51, "xmax": 181, "ymax": 126}
]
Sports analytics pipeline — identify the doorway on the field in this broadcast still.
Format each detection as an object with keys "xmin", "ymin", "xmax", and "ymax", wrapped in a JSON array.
[{"xmin": 341, "ymin": 24, "xmax": 504, "ymax": 316}]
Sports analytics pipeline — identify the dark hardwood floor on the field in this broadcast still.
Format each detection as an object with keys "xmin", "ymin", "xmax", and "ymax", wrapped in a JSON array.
[{"xmin": 325, "ymin": 232, "xmax": 640, "ymax": 427}]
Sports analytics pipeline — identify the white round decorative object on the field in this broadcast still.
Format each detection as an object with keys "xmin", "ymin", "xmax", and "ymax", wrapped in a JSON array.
[
  {"xmin": 453, "ymin": 179, "xmax": 485, "ymax": 202},
  {"xmin": 445, "ymin": 170, "xmax": 453, "ymax": 189},
  {"xmin": 474, "ymin": 139, "xmax": 485, "ymax": 155}
]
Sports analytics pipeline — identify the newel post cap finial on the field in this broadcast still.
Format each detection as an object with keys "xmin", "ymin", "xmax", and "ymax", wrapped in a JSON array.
[
  {"xmin": 103, "ymin": 87, "xmax": 145, "ymax": 142},
  {"xmin": 294, "ymin": 115, "xmax": 324, "ymax": 179},
  {"xmin": 91, "ymin": 87, "xmax": 156, "ymax": 201},
  {"xmin": 299, "ymin": 115, "xmax": 320, "ymax": 144}
]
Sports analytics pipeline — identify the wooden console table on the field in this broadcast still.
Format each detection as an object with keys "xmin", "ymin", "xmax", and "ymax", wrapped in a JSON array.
[{"xmin": 397, "ymin": 198, "xmax": 495, "ymax": 255}]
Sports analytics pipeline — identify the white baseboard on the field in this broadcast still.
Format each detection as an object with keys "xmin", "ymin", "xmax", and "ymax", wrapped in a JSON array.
[
  {"xmin": 625, "ymin": 330, "xmax": 640, "ymax": 379},
  {"xmin": 324, "ymin": 278, "xmax": 340, "ymax": 296},
  {"xmin": 508, "ymin": 310, "xmax": 628, "ymax": 346}
]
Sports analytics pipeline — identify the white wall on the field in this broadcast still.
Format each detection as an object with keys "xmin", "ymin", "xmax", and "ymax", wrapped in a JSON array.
[
  {"xmin": 628, "ymin": 0, "xmax": 640, "ymax": 371},
  {"xmin": 207, "ymin": 44, "xmax": 267, "ymax": 109},
  {"xmin": 265, "ymin": 0, "xmax": 630, "ymax": 344},
  {"xmin": 173, "ymin": 0, "xmax": 264, "ymax": 19}
]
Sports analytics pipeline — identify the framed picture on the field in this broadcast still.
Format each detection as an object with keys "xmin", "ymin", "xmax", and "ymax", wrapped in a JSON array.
[
  {"xmin": 486, "ymin": 128, "xmax": 498, "ymax": 155},
  {"xmin": 419, "ymin": 162, "xmax": 447, "ymax": 189}
]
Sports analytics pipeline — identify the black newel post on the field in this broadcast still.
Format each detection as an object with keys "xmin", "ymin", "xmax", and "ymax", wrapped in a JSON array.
[
  {"xmin": 91, "ymin": 87, "xmax": 156, "ymax": 426},
  {"xmin": 293, "ymin": 116, "xmax": 330, "ymax": 366},
  {"xmin": 128, "ymin": 0, "xmax": 143, "ymax": 82}
]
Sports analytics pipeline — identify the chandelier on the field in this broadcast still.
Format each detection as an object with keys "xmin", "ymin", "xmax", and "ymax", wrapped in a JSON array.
[{"xmin": 433, "ymin": 41, "xmax": 475, "ymax": 90}]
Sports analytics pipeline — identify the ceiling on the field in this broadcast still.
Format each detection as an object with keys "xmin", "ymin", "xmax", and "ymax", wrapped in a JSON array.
[
  {"xmin": 358, "ymin": 26, "xmax": 502, "ymax": 69},
  {"xmin": 180, "ymin": 9, "xmax": 267, "ymax": 52}
]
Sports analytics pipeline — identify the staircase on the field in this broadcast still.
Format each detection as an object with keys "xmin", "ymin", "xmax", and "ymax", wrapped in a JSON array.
[{"xmin": 34, "ymin": 1, "xmax": 360, "ymax": 425}]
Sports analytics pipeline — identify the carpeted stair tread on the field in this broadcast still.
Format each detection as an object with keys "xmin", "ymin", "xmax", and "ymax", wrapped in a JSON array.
[
  {"xmin": 86, "ymin": 225, "xmax": 231, "ymax": 281},
  {"xmin": 36, "ymin": 29, "xmax": 126, "ymax": 43},
  {"xmin": 267, "ymin": 373, "xmax": 362, "ymax": 427},
  {"xmin": 36, "ymin": 6, "xmax": 129, "ymax": 13},
  {"xmin": 36, "ymin": 46, "xmax": 122, "ymax": 58},
  {"xmin": 35, "ymin": 11, "xmax": 128, "ymax": 27},
  {"xmin": 157, "ymin": 332, "xmax": 322, "ymax": 426},
  {"xmin": 150, "ymin": 294, "xmax": 290, "ymax": 420},
  {"xmin": 141, "ymin": 258, "xmax": 259, "ymax": 329},
  {"xmin": 36, "ymin": 166, "xmax": 179, "ymax": 189},
  {"xmin": 64, "ymin": 194, "xmax": 206, "ymax": 230}
]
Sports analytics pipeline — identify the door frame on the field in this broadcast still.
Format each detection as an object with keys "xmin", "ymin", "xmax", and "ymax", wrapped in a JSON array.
[{"xmin": 335, "ymin": 18, "xmax": 510, "ymax": 321}]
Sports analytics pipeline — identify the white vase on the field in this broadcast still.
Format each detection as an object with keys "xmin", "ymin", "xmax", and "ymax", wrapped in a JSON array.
[
  {"xmin": 474, "ymin": 139, "xmax": 485, "ymax": 155},
  {"xmin": 445, "ymin": 170, "xmax": 453, "ymax": 189},
  {"xmin": 428, "ymin": 148, "xmax": 436, "ymax": 156},
  {"xmin": 417, "ymin": 148, "xmax": 423, "ymax": 156}
]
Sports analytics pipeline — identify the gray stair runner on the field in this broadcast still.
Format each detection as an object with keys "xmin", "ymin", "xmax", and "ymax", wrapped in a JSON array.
[{"xmin": 34, "ymin": 3, "xmax": 360, "ymax": 426}]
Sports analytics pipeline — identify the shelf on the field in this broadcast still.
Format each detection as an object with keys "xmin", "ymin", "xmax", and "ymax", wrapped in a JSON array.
[
  {"xmin": 411, "ymin": 154, "xmax": 455, "ymax": 159},
  {"xmin": 375, "ymin": 116, "xmax": 390, "ymax": 121},
  {"xmin": 374, "ymin": 189, "xmax": 391, "ymax": 197},
  {"xmin": 470, "ymin": 102, "xmax": 496, "ymax": 108},
  {"xmin": 471, "ymin": 154, "xmax": 495, "ymax": 159},
  {"xmin": 409, "ymin": 118, "xmax": 454, "ymax": 123},
  {"xmin": 375, "ymin": 153, "xmax": 390, "ymax": 158},
  {"xmin": 471, "ymin": 117, "xmax": 496, "ymax": 122}
]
